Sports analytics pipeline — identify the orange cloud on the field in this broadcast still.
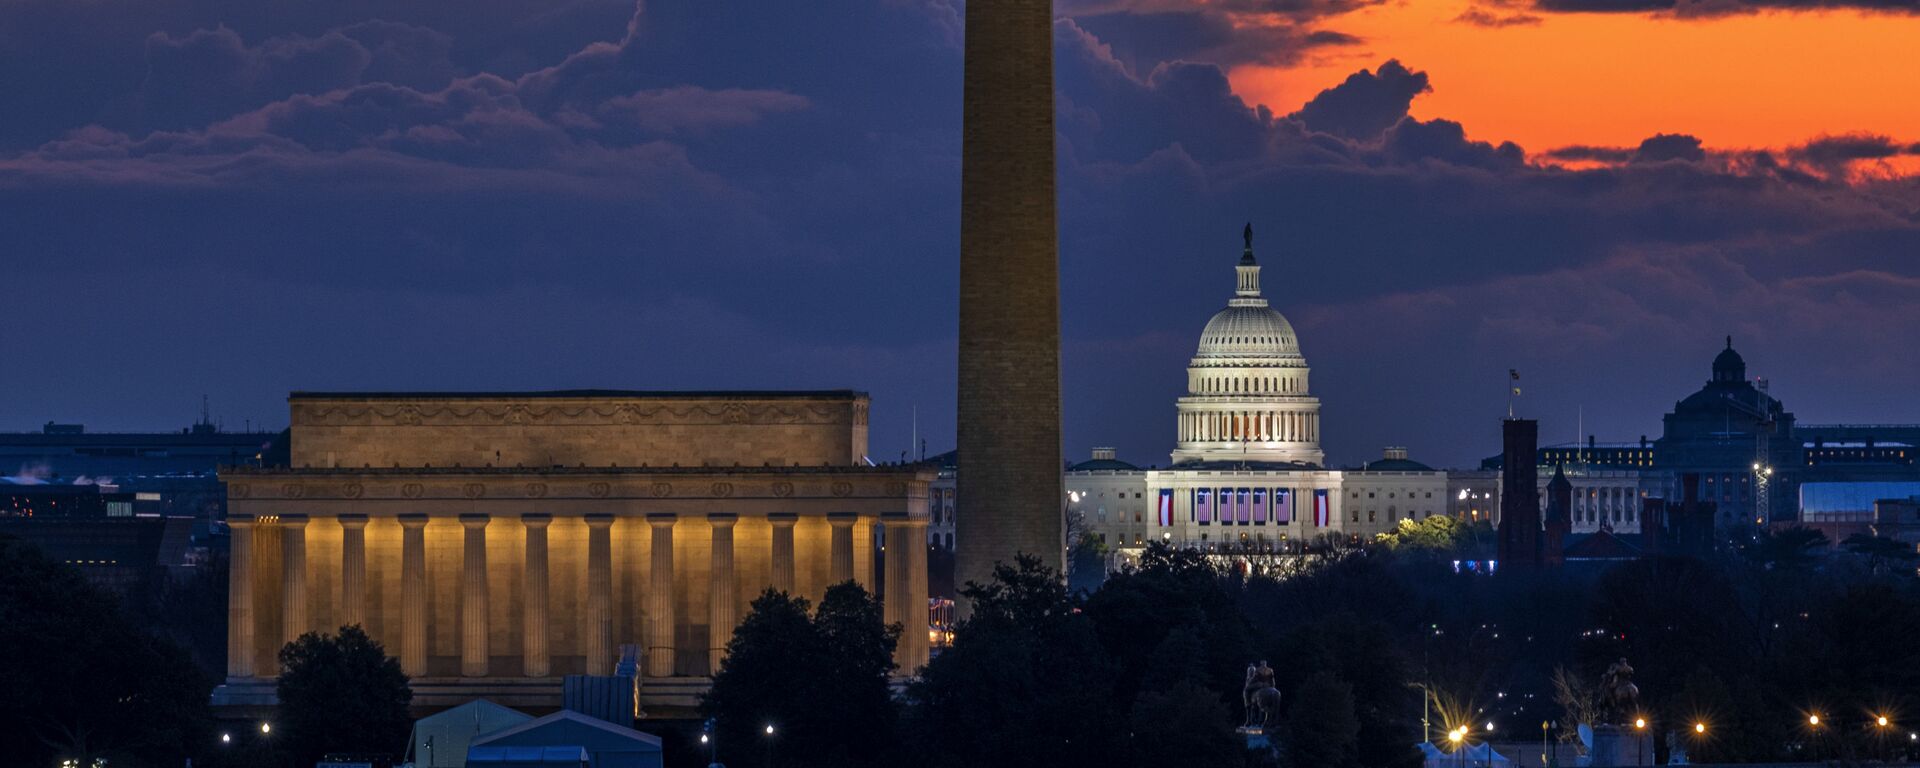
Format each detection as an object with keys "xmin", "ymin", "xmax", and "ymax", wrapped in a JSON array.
[{"xmin": 1225, "ymin": 0, "xmax": 1920, "ymax": 154}]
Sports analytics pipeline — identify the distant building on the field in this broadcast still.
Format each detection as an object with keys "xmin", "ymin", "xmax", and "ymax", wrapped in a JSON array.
[
  {"xmin": 1061, "ymin": 231, "xmax": 1447, "ymax": 570},
  {"xmin": 925, "ymin": 450, "xmax": 956, "ymax": 550},
  {"xmin": 214, "ymin": 390, "xmax": 932, "ymax": 715}
]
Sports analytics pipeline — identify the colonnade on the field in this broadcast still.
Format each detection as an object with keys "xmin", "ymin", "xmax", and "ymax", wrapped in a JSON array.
[
  {"xmin": 225, "ymin": 511, "xmax": 930, "ymax": 682},
  {"xmin": 1178, "ymin": 409, "xmax": 1318, "ymax": 444}
]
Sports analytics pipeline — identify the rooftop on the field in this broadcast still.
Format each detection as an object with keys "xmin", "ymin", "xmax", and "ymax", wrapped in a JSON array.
[{"xmin": 289, "ymin": 389, "xmax": 867, "ymax": 401}]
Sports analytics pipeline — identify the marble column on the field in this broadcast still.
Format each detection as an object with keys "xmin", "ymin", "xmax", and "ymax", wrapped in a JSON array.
[
  {"xmin": 882, "ymin": 514, "xmax": 910, "ymax": 648},
  {"xmin": 828, "ymin": 512, "xmax": 856, "ymax": 585},
  {"xmin": 398, "ymin": 514, "xmax": 429, "ymax": 676},
  {"xmin": 767, "ymin": 513, "xmax": 797, "ymax": 593},
  {"xmin": 645, "ymin": 513, "xmax": 676, "ymax": 676},
  {"xmin": 281, "ymin": 514, "xmax": 310, "ymax": 644},
  {"xmin": 226, "ymin": 515, "xmax": 256, "ymax": 678},
  {"xmin": 904, "ymin": 517, "xmax": 931, "ymax": 671},
  {"xmin": 338, "ymin": 514, "xmax": 368, "ymax": 630},
  {"xmin": 522, "ymin": 514, "xmax": 552, "ymax": 678},
  {"xmin": 707, "ymin": 513, "xmax": 738, "ymax": 673},
  {"xmin": 584, "ymin": 513, "xmax": 614, "ymax": 676},
  {"xmin": 460, "ymin": 514, "xmax": 491, "ymax": 677}
]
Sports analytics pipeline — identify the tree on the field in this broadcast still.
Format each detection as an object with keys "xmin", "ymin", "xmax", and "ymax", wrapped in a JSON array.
[
  {"xmin": 1282, "ymin": 671, "xmax": 1360, "ymax": 768},
  {"xmin": 703, "ymin": 583, "xmax": 900, "ymax": 768},
  {"xmin": 1842, "ymin": 533, "xmax": 1919, "ymax": 576},
  {"xmin": 1375, "ymin": 515, "xmax": 1468, "ymax": 554},
  {"xmin": 1126, "ymin": 628, "xmax": 1243, "ymax": 768},
  {"xmin": 1740, "ymin": 526, "xmax": 1829, "ymax": 570},
  {"xmin": 1084, "ymin": 542, "xmax": 1255, "ymax": 707},
  {"xmin": 0, "ymin": 537, "xmax": 212, "ymax": 768},
  {"xmin": 907, "ymin": 555, "xmax": 1123, "ymax": 768},
  {"xmin": 275, "ymin": 625, "xmax": 412, "ymax": 766}
]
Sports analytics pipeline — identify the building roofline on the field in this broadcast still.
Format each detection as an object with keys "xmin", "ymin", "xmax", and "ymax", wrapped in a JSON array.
[{"xmin": 288, "ymin": 389, "xmax": 868, "ymax": 401}]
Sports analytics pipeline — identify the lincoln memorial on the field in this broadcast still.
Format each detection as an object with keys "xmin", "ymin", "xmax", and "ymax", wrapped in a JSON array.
[{"xmin": 213, "ymin": 390, "xmax": 932, "ymax": 713}]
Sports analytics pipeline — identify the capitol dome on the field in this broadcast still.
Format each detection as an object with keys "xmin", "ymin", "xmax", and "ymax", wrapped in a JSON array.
[
  {"xmin": 1170, "ymin": 225, "xmax": 1324, "ymax": 467},
  {"xmin": 1195, "ymin": 305, "xmax": 1301, "ymax": 360}
]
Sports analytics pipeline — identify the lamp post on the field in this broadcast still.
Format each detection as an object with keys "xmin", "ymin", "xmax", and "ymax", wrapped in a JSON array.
[
  {"xmin": 701, "ymin": 717, "xmax": 718, "ymax": 768},
  {"xmin": 1633, "ymin": 717, "xmax": 1647, "ymax": 767},
  {"xmin": 1450, "ymin": 726, "xmax": 1466, "ymax": 768},
  {"xmin": 1807, "ymin": 713, "xmax": 1823, "ymax": 763},
  {"xmin": 764, "ymin": 723, "xmax": 776, "ymax": 768}
]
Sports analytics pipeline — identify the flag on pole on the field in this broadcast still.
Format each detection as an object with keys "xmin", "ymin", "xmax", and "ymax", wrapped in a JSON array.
[{"xmin": 1510, "ymin": 368, "xmax": 1522, "ymax": 396}]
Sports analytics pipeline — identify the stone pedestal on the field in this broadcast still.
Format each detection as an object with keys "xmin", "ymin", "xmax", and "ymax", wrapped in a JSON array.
[{"xmin": 1588, "ymin": 724, "xmax": 1654, "ymax": 767}]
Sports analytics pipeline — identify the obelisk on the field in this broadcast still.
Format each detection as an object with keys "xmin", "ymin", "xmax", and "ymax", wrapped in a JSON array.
[{"xmin": 956, "ymin": 0, "xmax": 1064, "ymax": 603}]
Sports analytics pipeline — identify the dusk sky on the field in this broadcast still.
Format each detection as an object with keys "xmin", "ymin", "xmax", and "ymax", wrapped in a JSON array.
[{"xmin": 6, "ymin": 0, "xmax": 1918, "ymax": 469}]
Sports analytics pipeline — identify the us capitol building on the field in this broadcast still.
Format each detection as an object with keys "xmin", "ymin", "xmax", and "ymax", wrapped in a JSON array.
[
  {"xmin": 1067, "ymin": 227, "xmax": 1455, "ymax": 563},
  {"xmin": 1057, "ymin": 226, "xmax": 1920, "ymax": 569}
]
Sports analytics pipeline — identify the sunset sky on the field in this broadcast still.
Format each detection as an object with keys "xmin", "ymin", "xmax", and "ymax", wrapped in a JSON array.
[
  {"xmin": 1228, "ymin": 0, "xmax": 1920, "ymax": 153},
  {"xmin": 5, "ymin": 0, "xmax": 1918, "ymax": 468}
]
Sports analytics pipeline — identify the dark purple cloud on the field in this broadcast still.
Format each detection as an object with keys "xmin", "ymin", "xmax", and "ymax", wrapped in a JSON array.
[
  {"xmin": 5, "ymin": 0, "xmax": 1919, "ymax": 471},
  {"xmin": 1454, "ymin": 7, "xmax": 1546, "ymax": 26},
  {"xmin": 1289, "ymin": 60, "xmax": 1431, "ymax": 141}
]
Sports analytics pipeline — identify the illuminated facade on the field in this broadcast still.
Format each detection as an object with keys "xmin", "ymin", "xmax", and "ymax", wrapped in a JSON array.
[
  {"xmin": 1170, "ymin": 227, "xmax": 1323, "ymax": 467},
  {"xmin": 213, "ymin": 390, "xmax": 931, "ymax": 713}
]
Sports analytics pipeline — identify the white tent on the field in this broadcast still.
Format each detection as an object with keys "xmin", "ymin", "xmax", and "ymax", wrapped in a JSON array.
[
  {"xmin": 409, "ymin": 700, "xmax": 536, "ymax": 768},
  {"xmin": 1420, "ymin": 741, "xmax": 1514, "ymax": 768}
]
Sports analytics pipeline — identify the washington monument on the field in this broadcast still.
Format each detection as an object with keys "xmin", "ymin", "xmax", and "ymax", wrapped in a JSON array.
[{"xmin": 955, "ymin": 0, "xmax": 1065, "ymax": 599}]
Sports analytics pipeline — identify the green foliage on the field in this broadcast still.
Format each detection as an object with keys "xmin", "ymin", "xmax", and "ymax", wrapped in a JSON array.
[
  {"xmin": 1375, "ymin": 514, "xmax": 1468, "ymax": 554},
  {"xmin": 703, "ymin": 582, "xmax": 899, "ymax": 768},
  {"xmin": 1282, "ymin": 671, "xmax": 1360, "ymax": 768},
  {"xmin": 0, "ymin": 537, "xmax": 213, "ymax": 768},
  {"xmin": 275, "ymin": 625, "xmax": 412, "ymax": 765}
]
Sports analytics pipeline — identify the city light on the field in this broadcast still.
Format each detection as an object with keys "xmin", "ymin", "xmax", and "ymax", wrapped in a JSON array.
[
  {"xmin": 260, "ymin": 722, "xmax": 271, "ymax": 734},
  {"xmin": 700, "ymin": 734, "xmax": 710, "ymax": 744},
  {"xmin": 1634, "ymin": 718, "xmax": 1646, "ymax": 729},
  {"xmin": 1695, "ymin": 723, "xmax": 1707, "ymax": 734},
  {"xmin": 1808, "ymin": 714, "xmax": 1821, "ymax": 727},
  {"xmin": 220, "ymin": 733, "xmax": 231, "ymax": 744},
  {"xmin": 1879, "ymin": 716, "xmax": 1891, "ymax": 727},
  {"xmin": 765, "ymin": 724, "xmax": 776, "ymax": 735}
]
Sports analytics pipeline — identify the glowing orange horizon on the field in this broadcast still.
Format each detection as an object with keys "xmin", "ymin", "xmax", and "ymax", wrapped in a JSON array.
[{"xmin": 1224, "ymin": 0, "xmax": 1920, "ymax": 157}]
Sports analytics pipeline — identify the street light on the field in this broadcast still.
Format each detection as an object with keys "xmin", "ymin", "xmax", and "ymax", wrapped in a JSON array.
[
  {"xmin": 1694, "ymin": 722, "xmax": 1707, "ymax": 735},
  {"xmin": 261, "ymin": 722, "xmax": 272, "ymax": 734},
  {"xmin": 220, "ymin": 733, "xmax": 231, "ymax": 744},
  {"xmin": 1808, "ymin": 714, "xmax": 1821, "ymax": 727}
]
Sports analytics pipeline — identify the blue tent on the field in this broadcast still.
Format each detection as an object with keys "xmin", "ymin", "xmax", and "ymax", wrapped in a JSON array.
[
  {"xmin": 409, "ymin": 699, "xmax": 536, "ymax": 768},
  {"xmin": 468, "ymin": 710, "xmax": 664, "ymax": 768},
  {"xmin": 1419, "ymin": 741, "xmax": 1513, "ymax": 768},
  {"xmin": 466, "ymin": 746, "xmax": 589, "ymax": 768}
]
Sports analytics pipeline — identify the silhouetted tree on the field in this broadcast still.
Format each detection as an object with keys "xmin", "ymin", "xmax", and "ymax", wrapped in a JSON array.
[
  {"xmin": 1126, "ymin": 628, "xmax": 1243, "ymax": 768},
  {"xmin": 1084, "ymin": 542, "xmax": 1255, "ymax": 706},
  {"xmin": 275, "ymin": 625, "xmax": 412, "ymax": 766},
  {"xmin": 0, "ymin": 537, "xmax": 212, "ymax": 768},
  {"xmin": 1283, "ymin": 671, "xmax": 1360, "ymax": 768},
  {"xmin": 704, "ymin": 582, "xmax": 899, "ymax": 768},
  {"xmin": 907, "ymin": 555, "xmax": 1122, "ymax": 768}
]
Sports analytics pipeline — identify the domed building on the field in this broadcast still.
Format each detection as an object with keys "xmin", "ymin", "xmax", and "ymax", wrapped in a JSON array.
[{"xmin": 1170, "ymin": 225, "xmax": 1323, "ymax": 467}]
